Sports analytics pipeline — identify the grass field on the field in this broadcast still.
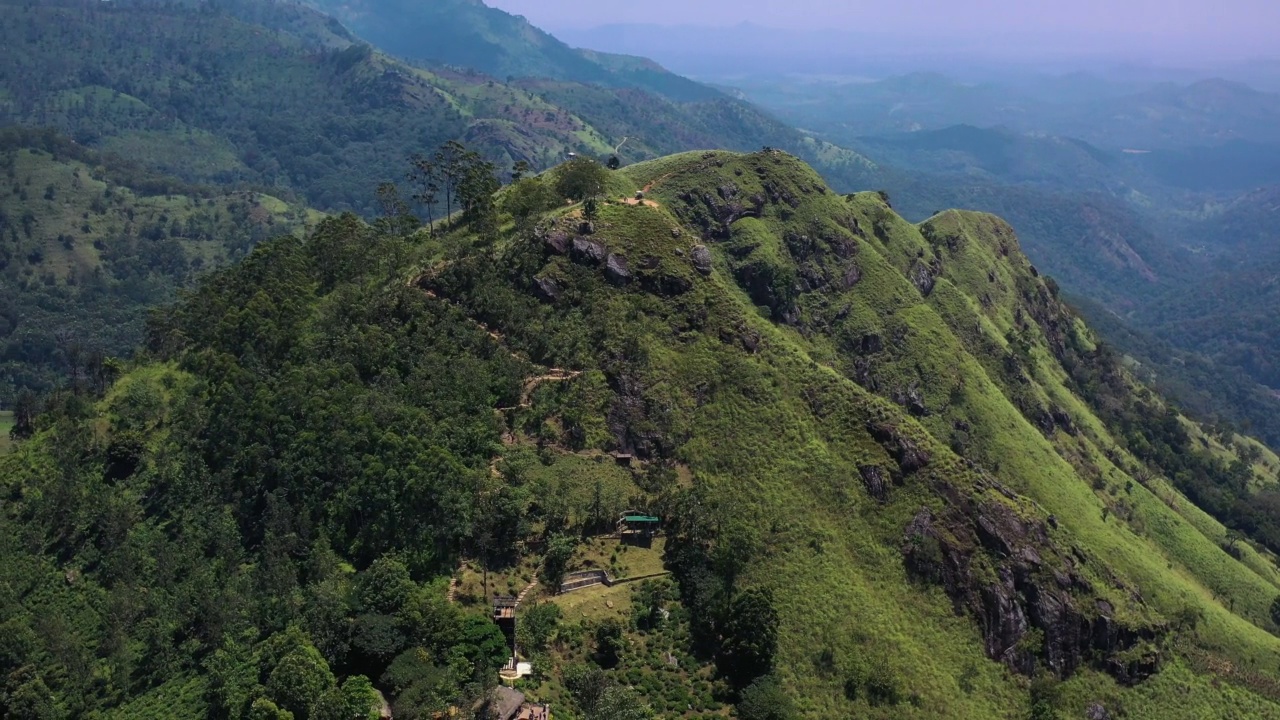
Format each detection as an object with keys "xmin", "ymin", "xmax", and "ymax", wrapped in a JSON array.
[{"xmin": 550, "ymin": 582, "xmax": 634, "ymax": 624}]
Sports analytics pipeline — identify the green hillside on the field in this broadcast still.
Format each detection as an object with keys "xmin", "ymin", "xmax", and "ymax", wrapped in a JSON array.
[
  {"xmin": 0, "ymin": 128, "xmax": 314, "ymax": 401},
  {"xmin": 300, "ymin": 0, "xmax": 724, "ymax": 102},
  {"xmin": 6, "ymin": 150, "xmax": 1280, "ymax": 719},
  {"xmin": 0, "ymin": 0, "xmax": 875, "ymax": 217},
  {"xmin": 299, "ymin": 0, "xmax": 879, "ymax": 187}
]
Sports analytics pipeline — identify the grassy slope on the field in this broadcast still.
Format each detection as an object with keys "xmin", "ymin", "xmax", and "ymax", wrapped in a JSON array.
[
  {"xmin": 538, "ymin": 151, "xmax": 1280, "ymax": 716},
  {"xmin": 2, "ymin": 147, "xmax": 311, "ymax": 281}
]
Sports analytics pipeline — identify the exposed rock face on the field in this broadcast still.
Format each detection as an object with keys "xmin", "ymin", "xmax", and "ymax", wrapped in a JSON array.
[
  {"xmin": 861, "ymin": 333, "xmax": 883, "ymax": 354},
  {"xmin": 1086, "ymin": 702, "xmax": 1111, "ymax": 720},
  {"xmin": 604, "ymin": 253, "xmax": 632, "ymax": 285},
  {"xmin": 867, "ymin": 422, "xmax": 931, "ymax": 475},
  {"xmin": 893, "ymin": 385, "xmax": 928, "ymax": 417},
  {"xmin": 642, "ymin": 272, "xmax": 693, "ymax": 297},
  {"xmin": 571, "ymin": 237, "xmax": 607, "ymax": 265},
  {"xmin": 691, "ymin": 245, "xmax": 714, "ymax": 275},
  {"xmin": 901, "ymin": 480, "xmax": 1163, "ymax": 684},
  {"xmin": 606, "ymin": 371, "xmax": 669, "ymax": 459},
  {"xmin": 909, "ymin": 259, "xmax": 937, "ymax": 297},
  {"xmin": 841, "ymin": 264, "xmax": 863, "ymax": 289},
  {"xmin": 676, "ymin": 182, "xmax": 763, "ymax": 238},
  {"xmin": 533, "ymin": 276, "xmax": 562, "ymax": 302},
  {"xmin": 544, "ymin": 229, "xmax": 570, "ymax": 255},
  {"xmin": 578, "ymin": 220, "xmax": 595, "ymax": 235},
  {"xmin": 859, "ymin": 465, "xmax": 892, "ymax": 502}
]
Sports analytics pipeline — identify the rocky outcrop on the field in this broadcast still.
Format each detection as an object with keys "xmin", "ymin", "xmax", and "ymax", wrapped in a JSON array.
[
  {"xmin": 841, "ymin": 264, "xmax": 862, "ymax": 289},
  {"xmin": 691, "ymin": 245, "xmax": 713, "ymax": 275},
  {"xmin": 543, "ymin": 229, "xmax": 571, "ymax": 255},
  {"xmin": 606, "ymin": 371, "xmax": 672, "ymax": 459},
  {"xmin": 892, "ymin": 385, "xmax": 928, "ymax": 417},
  {"xmin": 674, "ymin": 182, "xmax": 767, "ymax": 239},
  {"xmin": 533, "ymin": 276, "xmax": 562, "ymax": 302},
  {"xmin": 1086, "ymin": 702, "xmax": 1112, "ymax": 720},
  {"xmin": 867, "ymin": 422, "xmax": 931, "ymax": 475},
  {"xmin": 605, "ymin": 253, "xmax": 632, "ymax": 285},
  {"xmin": 860, "ymin": 333, "xmax": 883, "ymax": 354},
  {"xmin": 859, "ymin": 465, "xmax": 892, "ymax": 503},
  {"xmin": 901, "ymin": 480, "xmax": 1163, "ymax": 684},
  {"xmin": 571, "ymin": 237, "xmax": 607, "ymax": 265},
  {"xmin": 909, "ymin": 259, "xmax": 938, "ymax": 297}
]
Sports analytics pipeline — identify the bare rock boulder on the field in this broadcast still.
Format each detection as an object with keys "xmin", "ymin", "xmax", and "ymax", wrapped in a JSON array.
[{"xmin": 690, "ymin": 244, "xmax": 713, "ymax": 275}]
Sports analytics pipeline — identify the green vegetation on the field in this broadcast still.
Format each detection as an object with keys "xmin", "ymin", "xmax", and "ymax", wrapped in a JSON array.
[
  {"xmin": 7, "ymin": 149, "xmax": 1280, "ymax": 719},
  {"xmin": 0, "ymin": 409, "xmax": 12, "ymax": 453},
  {"xmin": 0, "ymin": 128, "xmax": 314, "ymax": 404},
  {"xmin": 0, "ymin": 0, "xmax": 875, "ymax": 219}
]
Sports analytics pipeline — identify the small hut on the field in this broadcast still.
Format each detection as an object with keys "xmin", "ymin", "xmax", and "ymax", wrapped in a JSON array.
[
  {"xmin": 618, "ymin": 512, "xmax": 660, "ymax": 546},
  {"xmin": 489, "ymin": 687, "xmax": 525, "ymax": 720}
]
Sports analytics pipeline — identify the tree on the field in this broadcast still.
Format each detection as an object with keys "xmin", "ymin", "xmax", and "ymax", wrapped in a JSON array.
[
  {"xmin": 266, "ymin": 645, "xmax": 337, "ymax": 720},
  {"xmin": 455, "ymin": 153, "xmax": 500, "ymax": 236},
  {"xmin": 563, "ymin": 663, "xmax": 608, "ymax": 716},
  {"xmin": 720, "ymin": 588, "xmax": 779, "ymax": 686},
  {"xmin": 565, "ymin": 665, "xmax": 652, "ymax": 720},
  {"xmin": 510, "ymin": 160, "xmax": 530, "ymax": 183},
  {"xmin": 434, "ymin": 140, "xmax": 468, "ymax": 224},
  {"xmin": 381, "ymin": 648, "xmax": 458, "ymax": 720},
  {"xmin": 1270, "ymin": 596, "xmax": 1280, "ymax": 628},
  {"xmin": 555, "ymin": 156, "xmax": 608, "ymax": 202},
  {"xmin": 453, "ymin": 615, "xmax": 509, "ymax": 673},
  {"xmin": 606, "ymin": 155, "xmax": 621, "ymax": 170},
  {"xmin": 311, "ymin": 676, "xmax": 380, "ymax": 720},
  {"xmin": 516, "ymin": 602, "xmax": 561, "ymax": 654},
  {"xmin": 501, "ymin": 178, "xmax": 557, "ymax": 224},
  {"xmin": 407, "ymin": 155, "xmax": 441, "ymax": 233},
  {"xmin": 591, "ymin": 686, "xmax": 652, "ymax": 720},
  {"xmin": 356, "ymin": 556, "xmax": 416, "ymax": 616},
  {"xmin": 3, "ymin": 669, "xmax": 66, "ymax": 720},
  {"xmin": 594, "ymin": 619, "xmax": 624, "ymax": 667},
  {"xmin": 11, "ymin": 388, "xmax": 38, "ymax": 440},
  {"xmin": 1028, "ymin": 672, "xmax": 1062, "ymax": 720},
  {"xmin": 540, "ymin": 534, "xmax": 576, "ymax": 591},
  {"xmin": 737, "ymin": 675, "xmax": 796, "ymax": 720},
  {"xmin": 205, "ymin": 631, "xmax": 260, "ymax": 719},
  {"xmin": 631, "ymin": 579, "xmax": 673, "ymax": 630},
  {"xmin": 582, "ymin": 196, "xmax": 600, "ymax": 224},
  {"xmin": 374, "ymin": 182, "xmax": 419, "ymax": 238},
  {"xmin": 249, "ymin": 698, "xmax": 297, "ymax": 720}
]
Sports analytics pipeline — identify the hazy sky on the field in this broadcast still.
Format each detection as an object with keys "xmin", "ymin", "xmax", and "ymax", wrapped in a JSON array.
[{"xmin": 486, "ymin": 0, "xmax": 1279, "ymax": 58}]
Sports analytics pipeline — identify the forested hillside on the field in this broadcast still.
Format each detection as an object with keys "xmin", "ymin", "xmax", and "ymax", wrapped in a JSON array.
[
  {"xmin": 0, "ymin": 0, "xmax": 874, "ymax": 217},
  {"xmin": 0, "ymin": 128, "xmax": 313, "ymax": 404},
  {"xmin": 0, "ymin": 0, "xmax": 878, "ymax": 411},
  {"xmin": 6, "ymin": 150, "xmax": 1280, "ymax": 719},
  {"xmin": 301, "ymin": 0, "xmax": 722, "ymax": 102}
]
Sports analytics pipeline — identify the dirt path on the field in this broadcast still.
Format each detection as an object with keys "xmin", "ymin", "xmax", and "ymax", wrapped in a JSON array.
[
  {"xmin": 417, "ymin": 280, "xmax": 583, "ymax": 412},
  {"xmin": 620, "ymin": 196, "xmax": 660, "ymax": 208},
  {"xmin": 642, "ymin": 171, "xmax": 677, "ymax": 194}
]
